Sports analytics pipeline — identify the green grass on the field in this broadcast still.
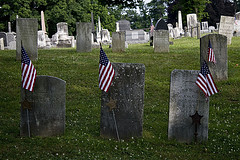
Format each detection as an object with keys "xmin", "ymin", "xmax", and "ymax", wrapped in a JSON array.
[{"xmin": 0, "ymin": 36, "xmax": 240, "ymax": 159}]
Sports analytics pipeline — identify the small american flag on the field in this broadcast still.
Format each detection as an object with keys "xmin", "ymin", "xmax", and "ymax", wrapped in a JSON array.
[
  {"xmin": 150, "ymin": 19, "xmax": 154, "ymax": 33},
  {"xmin": 208, "ymin": 40, "xmax": 216, "ymax": 64},
  {"xmin": 21, "ymin": 46, "xmax": 37, "ymax": 91},
  {"xmin": 196, "ymin": 61, "xmax": 219, "ymax": 97},
  {"xmin": 99, "ymin": 47, "xmax": 115, "ymax": 92}
]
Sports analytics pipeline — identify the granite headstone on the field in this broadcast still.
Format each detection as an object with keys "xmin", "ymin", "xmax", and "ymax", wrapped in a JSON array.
[
  {"xmin": 168, "ymin": 69, "xmax": 209, "ymax": 143},
  {"xmin": 153, "ymin": 30, "xmax": 169, "ymax": 53},
  {"xmin": 100, "ymin": 63, "xmax": 145, "ymax": 140},
  {"xmin": 16, "ymin": 18, "xmax": 38, "ymax": 61},
  {"xmin": 200, "ymin": 34, "xmax": 228, "ymax": 81},
  {"xmin": 76, "ymin": 22, "xmax": 92, "ymax": 52},
  {"xmin": 219, "ymin": 16, "xmax": 235, "ymax": 45},
  {"xmin": 20, "ymin": 75, "xmax": 66, "ymax": 137},
  {"xmin": 112, "ymin": 31, "xmax": 126, "ymax": 52}
]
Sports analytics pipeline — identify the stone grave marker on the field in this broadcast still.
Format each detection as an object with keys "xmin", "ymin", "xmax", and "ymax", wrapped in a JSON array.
[
  {"xmin": 153, "ymin": 30, "xmax": 169, "ymax": 53},
  {"xmin": 187, "ymin": 14, "xmax": 197, "ymax": 37},
  {"xmin": 116, "ymin": 20, "xmax": 131, "ymax": 31},
  {"xmin": 6, "ymin": 33, "xmax": 15, "ymax": 46},
  {"xmin": 20, "ymin": 75, "xmax": 66, "ymax": 137},
  {"xmin": 197, "ymin": 22, "xmax": 201, "ymax": 39},
  {"xmin": 200, "ymin": 34, "xmax": 228, "ymax": 81},
  {"xmin": 8, "ymin": 22, "xmax": 11, "ymax": 33},
  {"xmin": 155, "ymin": 19, "xmax": 168, "ymax": 30},
  {"xmin": 0, "ymin": 38, "xmax": 4, "ymax": 50},
  {"xmin": 76, "ymin": 22, "xmax": 92, "ymax": 52},
  {"xmin": 16, "ymin": 18, "xmax": 38, "ymax": 61},
  {"xmin": 219, "ymin": 16, "xmax": 235, "ymax": 45},
  {"xmin": 0, "ymin": 32, "xmax": 7, "ymax": 47},
  {"xmin": 8, "ymin": 41, "xmax": 16, "ymax": 50},
  {"xmin": 112, "ymin": 31, "xmax": 126, "ymax": 52},
  {"xmin": 168, "ymin": 69, "xmax": 209, "ymax": 143},
  {"xmin": 100, "ymin": 63, "xmax": 145, "ymax": 140},
  {"xmin": 178, "ymin": 11, "xmax": 183, "ymax": 31},
  {"xmin": 38, "ymin": 30, "xmax": 46, "ymax": 48}
]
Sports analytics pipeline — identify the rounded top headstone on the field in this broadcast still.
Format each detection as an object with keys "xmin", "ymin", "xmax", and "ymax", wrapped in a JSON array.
[{"xmin": 155, "ymin": 19, "xmax": 168, "ymax": 30}]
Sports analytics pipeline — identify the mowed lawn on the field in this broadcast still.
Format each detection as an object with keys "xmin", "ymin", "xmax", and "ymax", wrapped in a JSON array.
[{"xmin": 0, "ymin": 36, "xmax": 239, "ymax": 159}]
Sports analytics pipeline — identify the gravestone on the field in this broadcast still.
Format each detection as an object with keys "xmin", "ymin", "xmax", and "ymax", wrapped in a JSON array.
[
  {"xmin": 38, "ymin": 30, "xmax": 46, "ymax": 48},
  {"xmin": 197, "ymin": 22, "xmax": 201, "ymax": 39},
  {"xmin": 8, "ymin": 41, "xmax": 16, "ymax": 50},
  {"xmin": 200, "ymin": 34, "xmax": 228, "ymax": 81},
  {"xmin": 168, "ymin": 69, "xmax": 209, "ymax": 143},
  {"xmin": 0, "ymin": 32, "xmax": 7, "ymax": 47},
  {"xmin": 186, "ymin": 14, "xmax": 197, "ymax": 37},
  {"xmin": 219, "ymin": 16, "xmax": 235, "ymax": 45},
  {"xmin": 116, "ymin": 20, "xmax": 131, "ymax": 31},
  {"xmin": 201, "ymin": 21, "xmax": 209, "ymax": 34},
  {"xmin": 100, "ymin": 63, "xmax": 145, "ymax": 140},
  {"xmin": 155, "ymin": 19, "xmax": 168, "ymax": 30},
  {"xmin": 8, "ymin": 22, "xmax": 11, "ymax": 33},
  {"xmin": 6, "ymin": 33, "xmax": 15, "ymax": 45},
  {"xmin": 112, "ymin": 31, "xmax": 126, "ymax": 52},
  {"xmin": 16, "ymin": 18, "xmax": 38, "ymax": 61},
  {"xmin": 178, "ymin": 11, "xmax": 183, "ymax": 31},
  {"xmin": 168, "ymin": 24, "xmax": 174, "ymax": 38},
  {"xmin": 20, "ymin": 75, "xmax": 66, "ymax": 137},
  {"xmin": 101, "ymin": 29, "xmax": 111, "ymax": 43},
  {"xmin": 153, "ymin": 30, "xmax": 169, "ymax": 53},
  {"xmin": 126, "ymin": 30, "xmax": 148, "ymax": 44},
  {"xmin": 76, "ymin": 22, "xmax": 92, "ymax": 52},
  {"xmin": 41, "ymin": 11, "xmax": 46, "ymax": 33},
  {"xmin": 0, "ymin": 38, "xmax": 4, "ymax": 50}
]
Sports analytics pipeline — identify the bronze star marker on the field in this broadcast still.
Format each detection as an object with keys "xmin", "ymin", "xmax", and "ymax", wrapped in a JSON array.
[
  {"xmin": 190, "ymin": 111, "xmax": 203, "ymax": 142},
  {"xmin": 106, "ymin": 97, "xmax": 117, "ymax": 111},
  {"xmin": 20, "ymin": 99, "xmax": 32, "ymax": 109}
]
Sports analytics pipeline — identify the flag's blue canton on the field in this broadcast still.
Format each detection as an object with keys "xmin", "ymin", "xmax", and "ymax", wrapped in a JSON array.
[
  {"xmin": 201, "ymin": 61, "xmax": 211, "ymax": 76},
  {"xmin": 208, "ymin": 40, "xmax": 212, "ymax": 48},
  {"xmin": 100, "ymin": 48, "xmax": 109, "ymax": 66},
  {"xmin": 21, "ymin": 47, "xmax": 30, "ymax": 65}
]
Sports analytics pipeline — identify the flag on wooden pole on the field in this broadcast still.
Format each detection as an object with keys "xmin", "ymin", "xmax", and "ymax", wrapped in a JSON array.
[
  {"xmin": 21, "ymin": 46, "xmax": 37, "ymax": 91},
  {"xmin": 99, "ymin": 47, "xmax": 115, "ymax": 92},
  {"xmin": 208, "ymin": 40, "xmax": 216, "ymax": 64},
  {"xmin": 196, "ymin": 61, "xmax": 219, "ymax": 97}
]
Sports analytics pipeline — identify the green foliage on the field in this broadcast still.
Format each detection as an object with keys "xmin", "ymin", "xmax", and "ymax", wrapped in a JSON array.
[
  {"xmin": 147, "ymin": 0, "xmax": 168, "ymax": 24},
  {"xmin": 167, "ymin": 0, "xmax": 210, "ymax": 26},
  {"xmin": 0, "ymin": 37, "xmax": 240, "ymax": 159}
]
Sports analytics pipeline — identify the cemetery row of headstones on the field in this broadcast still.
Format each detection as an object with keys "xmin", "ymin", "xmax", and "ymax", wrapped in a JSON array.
[{"xmin": 18, "ymin": 14, "xmax": 228, "ymax": 143}]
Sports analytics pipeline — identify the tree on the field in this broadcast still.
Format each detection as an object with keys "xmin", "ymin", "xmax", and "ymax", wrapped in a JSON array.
[
  {"xmin": 167, "ymin": 0, "xmax": 209, "ymax": 26},
  {"xmin": 98, "ymin": 0, "xmax": 143, "ymax": 8},
  {"xmin": 202, "ymin": 0, "xmax": 235, "ymax": 26},
  {"xmin": 147, "ymin": 0, "xmax": 168, "ymax": 25}
]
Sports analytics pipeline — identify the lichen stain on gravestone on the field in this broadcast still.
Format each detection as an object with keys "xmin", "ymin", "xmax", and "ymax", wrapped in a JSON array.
[{"xmin": 100, "ymin": 63, "xmax": 145, "ymax": 140}]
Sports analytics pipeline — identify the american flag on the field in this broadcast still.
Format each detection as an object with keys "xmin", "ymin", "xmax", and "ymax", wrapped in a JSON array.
[
  {"xmin": 196, "ymin": 61, "xmax": 219, "ymax": 97},
  {"xmin": 208, "ymin": 40, "xmax": 216, "ymax": 64},
  {"xmin": 99, "ymin": 47, "xmax": 115, "ymax": 92},
  {"xmin": 21, "ymin": 46, "xmax": 37, "ymax": 92},
  {"xmin": 150, "ymin": 19, "xmax": 154, "ymax": 33}
]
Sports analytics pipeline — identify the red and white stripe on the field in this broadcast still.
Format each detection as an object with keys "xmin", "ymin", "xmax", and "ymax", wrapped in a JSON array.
[
  {"xmin": 196, "ymin": 73, "xmax": 218, "ymax": 97},
  {"xmin": 21, "ymin": 61, "xmax": 36, "ymax": 91},
  {"xmin": 208, "ymin": 47, "xmax": 216, "ymax": 64},
  {"xmin": 99, "ymin": 62, "xmax": 115, "ymax": 92}
]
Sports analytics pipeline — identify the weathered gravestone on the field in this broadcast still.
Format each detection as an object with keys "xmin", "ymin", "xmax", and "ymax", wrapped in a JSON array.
[
  {"xmin": 0, "ymin": 32, "xmax": 7, "ymax": 47},
  {"xmin": 20, "ymin": 75, "xmax": 66, "ymax": 137},
  {"xmin": 16, "ymin": 18, "xmax": 38, "ymax": 61},
  {"xmin": 116, "ymin": 20, "xmax": 131, "ymax": 31},
  {"xmin": 100, "ymin": 63, "xmax": 145, "ymax": 140},
  {"xmin": 219, "ymin": 16, "xmax": 235, "ymax": 45},
  {"xmin": 0, "ymin": 38, "xmax": 4, "ymax": 50},
  {"xmin": 187, "ymin": 14, "xmax": 197, "ymax": 37},
  {"xmin": 38, "ymin": 30, "xmax": 46, "ymax": 48},
  {"xmin": 6, "ymin": 33, "xmax": 15, "ymax": 46},
  {"xmin": 112, "ymin": 31, "xmax": 126, "ymax": 52},
  {"xmin": 197, "ymin": 22, "xmax": 201, "ymax": 39},
  {"xmin": 153, "ymin": 30, "xmax": 169, "ymax": 53},
  {"xmin": 168, "ymin": 69, "xmax": 209, "ymax": 143},
  {"xmin": 200, "ymin": 34, "xmax": 228, "ymax": 81},
  {"xmin": 155, "ymin": 19, "xmax": 168, "ymax": 30},
  {"xmin": 76, "ymin": 22, "xmax": 92, "ymax": 52}
]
